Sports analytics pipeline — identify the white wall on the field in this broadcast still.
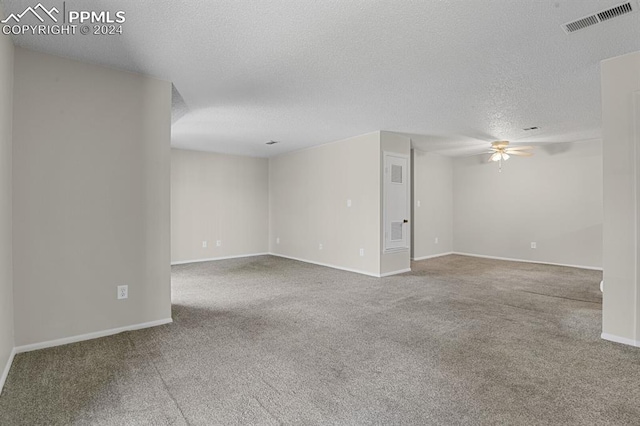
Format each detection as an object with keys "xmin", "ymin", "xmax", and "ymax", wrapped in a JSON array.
[
  {"xmin": 411, "ymin": 150, "xmax": 453, "ymax": 260},
  {"xmin": 600, "ymin": 51, "xmax": 640, "ymax": 345},
  {"xmin": 269, "ymin": 132, "xmax": 381, "ymax": 276},
  {"xmin": 0, "ymin": 5, "xmax": 14, "ymax": 389},
  {"xmin": 12, "ymin": 48, "xmax": 172, "ymax": 346},
  {"xmin": 452, "ymin": 139, "xmax": 603, "ymax": 269},
  {"xmin": 171, "ymin": 149, "xmax": 269, "ymax": 263}
]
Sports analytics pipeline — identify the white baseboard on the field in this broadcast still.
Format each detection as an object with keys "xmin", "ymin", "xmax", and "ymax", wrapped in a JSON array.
[
  {"xmin": 380, "ymin": 268, "xmax": 412, "ymax": 277},
  {"xmin": 0, "ymin": 347, "xmax": 16, "ymax": 395},
  {"xmin": 269, "ymin": 253, "xmax": 382, "ymax": 277},
  {"xmin": 171, "ymin": 253, "xmax": 269, "ymax": 265},
  {"xmin": 14, "ymin": 318, "xmax": 173, "ymax": 354},
  {"xmin": 601, "ymin": 333, "xmax": 640, "ymax": 347},
  {"xmin": 411, "ymin": 252, "xmax": 454, "ymax": 261},
  {"xmin": 452, "ymin": 252, "xmax": 603, "ymax": 271}
]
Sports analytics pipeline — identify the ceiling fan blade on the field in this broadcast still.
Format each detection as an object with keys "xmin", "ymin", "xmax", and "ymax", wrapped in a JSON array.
[
  {"xmin": 461, "ymin": 151, "xmax": 493, "ymax": 157},
  {"xmin": 506, "ymin": 146, "xmax": 534, "ymax": 151},
  {"xmin": 506, "ymin": 151, "xmax": 533, "ymax": 157}
]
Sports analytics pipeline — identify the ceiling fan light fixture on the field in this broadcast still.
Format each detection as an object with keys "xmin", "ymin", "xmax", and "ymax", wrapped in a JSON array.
[{"xmin": 484, "ymin": 140, "xmax": 534, "ymax": 171}]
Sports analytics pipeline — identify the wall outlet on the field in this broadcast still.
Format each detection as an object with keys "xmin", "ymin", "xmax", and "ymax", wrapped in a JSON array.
[
  {"xmin": 276, "ymin": 237, "xmax": 280, "ymax": 244},
  {"xmin": 434, "ymin": 237, "xmax": 439, "ymax": 244},
  {"xmin": 202, "ymin": 241, "xmax": 207, "ymax": 248},
  {"xmin": 531, "ymin": 242, "xmax": 537, "ymax": 249},
  {"xmin": 347, "ymin": 199, "xmax": 352, "ymax": 207},
  {"xmin": 319, "ymin": 243, "xmax": 323, "ymax": 250},
  {"xmin": 417, "ymin": 200, "xmax": 421, "ymax": 207},
  {"xmin": 216, "ymin": 240, "xmax": 222, "ymax": 247},
  {"xmin": 359, "ymin": 248, "xmax": 365, "ymax": 257},
  {"xmin": 117, "ymin": 285, "xmax": 128, "ymax": 300}
]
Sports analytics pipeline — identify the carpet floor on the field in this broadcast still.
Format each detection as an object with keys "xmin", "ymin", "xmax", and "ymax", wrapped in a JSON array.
[{"xmin": 0, "ymin": 254, "xmax": 638, "ymax": 425}]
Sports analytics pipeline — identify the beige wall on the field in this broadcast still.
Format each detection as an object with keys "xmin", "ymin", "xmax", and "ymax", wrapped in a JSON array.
[
  {"xmin": 269, "ymin": 132, "xmax": 381, "ymax": 276},
  {"xmin": 601, "ymin": 51, "xmax": 640, "ymax": 345},
  {"xmin": 380, "ymin": 131, "xmax": 411, "ymax": 275},
  {"xmin": 452, "ymin": 139, "xmax": 603, "ymax": 269},
  {"xmin": 411, "ymin": 150, "xmax": 453, "ymax": 260},
  {"xmin": 12, "ymin": 48, "xmax": 172, "ymax": 346},
  {"xmin": 171, "ymin": 149, "xmax": 269, "ymax": 263},
  {"xmin": 0, "ymin": 6, "xmax": 14, "ymax": 384}
]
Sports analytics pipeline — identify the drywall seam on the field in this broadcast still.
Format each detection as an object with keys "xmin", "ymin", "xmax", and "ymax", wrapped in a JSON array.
[
  {"xmin": 269, "ymin": 253, "xmax": 381, "ymax": 277},
  {"xmin": 453, "ymin": 252, "xmax": 603, "ymax": 271},
  {"xmin": 0, "ymin": 347, "xmax": 15, "ymax": 396},
  {"xmin": 171, "ymin": 253, "xmax": 269, "ymax": 266},
  {"xmin": 14, "ymin": 318, "xmax": 173, "ymax": 353},
  {"xmin": 601, "ymin": 333, "xmax": 640, "ymax": 347},
  {"xmin": 411, "ymin": 252, "xmax": 454, "ymax": 261}
]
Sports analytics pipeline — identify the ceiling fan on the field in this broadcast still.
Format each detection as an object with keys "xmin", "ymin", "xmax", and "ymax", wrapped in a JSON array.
[{"xmin": 485, "ymin": 141, "xmax": 534, "ymax": 171}]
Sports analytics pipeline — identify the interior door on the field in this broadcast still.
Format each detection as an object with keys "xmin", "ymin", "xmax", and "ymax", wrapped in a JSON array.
[{"xmin": 384, "ymin": 153, "xmax": 409, "ymax": 252}]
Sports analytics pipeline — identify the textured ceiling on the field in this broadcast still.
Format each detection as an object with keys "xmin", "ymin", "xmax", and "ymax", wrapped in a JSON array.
[{"xmin": 2, "ymin": 0, "xmax": 639, "ymax": 156}]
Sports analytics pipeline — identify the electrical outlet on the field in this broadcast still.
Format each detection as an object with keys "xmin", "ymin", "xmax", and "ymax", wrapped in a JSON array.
[
  {"xmin": 359, "ymin": 248, "xmax": 365, "ymax": 257},
  {"xmin": 347, "ymin": 199, "xmax": 352, "ymax": 207},
  {"xmin": 435, "ymin": 237, "xmax": 439, "ymax": 244},
  {"xmin": 276, "ymin": 237, "xmax": 280, "ymax": 244},
  {"xmin": 216, "ymin": 240, "xmax": 222, "ymax": 247},
  {"xmin": 117, "ymin": 285, "xmax": 128, "ymax": 300},
  {"xmin": 202, "ymin": 241, "xmax": 207, "ymax": 248},
  {"xmin": 531, "ymin": 242, "xmax": 537, "ymax": 249},
  {"xmin": 319, "ymin": 243, "xmax": 323, "ymax": 250},
  {"xmin": 417, "ymin": 200, "xmax": 421, "ymax": 207}
]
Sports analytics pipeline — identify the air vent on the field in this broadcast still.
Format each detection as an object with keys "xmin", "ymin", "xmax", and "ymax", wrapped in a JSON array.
[
  {"xmin": 391, "ymin": 164, "xmax": 403, "ymax": 184},
  {"xmin": 564, "ymin": 15, "xmax": 599, "ymax": 33},
  {"xmin": 562, "ymin": 1, "xmax": 637, "ymax": 34},
  {"xmin": 391, "ymin": 222, "xmax": 403, "ymax": 241},
  {"xmin": 598, "ymin": 2, "xmax": 633, "ymax": 21}
]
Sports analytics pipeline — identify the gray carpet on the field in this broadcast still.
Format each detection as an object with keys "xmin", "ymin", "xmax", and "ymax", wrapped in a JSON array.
[{"xmin": 0, "ymin": 254, "xmax": 638, "ymax": 425}]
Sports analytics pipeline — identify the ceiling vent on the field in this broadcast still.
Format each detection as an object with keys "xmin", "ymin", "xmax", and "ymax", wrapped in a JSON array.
[{"xmin": 562, "ymin": 1, "xmax": 637, "ymax": 34}]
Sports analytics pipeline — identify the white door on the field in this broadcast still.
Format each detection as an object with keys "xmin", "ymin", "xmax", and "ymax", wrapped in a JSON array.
[{"xmin": 384, "ymin": 153, "xmax": 409, "ymax": 252}]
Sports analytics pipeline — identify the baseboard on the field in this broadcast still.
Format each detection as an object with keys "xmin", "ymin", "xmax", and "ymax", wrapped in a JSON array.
[
  {"xmin": 269, "ymin": 253, "xmax": 382, "ymax": 277},
  {"xmin": 452, "ymin": 252, "xmax": 603, "ymax": 271},
  {"xmin": 411, "ymin": 252, "xmax": 454, "ymax": 261},
  {"xmin": 171, "ymin": 252, "xmax": 269, "ymax": 265},
  {"xmin": 14, "ymin": 318, "xmax": 173, "ymax": 354},
  {"xmin": 380, "ymin": 268, "xmax": 412, "ymax": 277},
  {"xmin": 0, "ymin": 347, "xmax": 16, "ymax": 395},
  {"xmin": 601, "ymin": 333, "xmax": 640, "ymax": 347}
]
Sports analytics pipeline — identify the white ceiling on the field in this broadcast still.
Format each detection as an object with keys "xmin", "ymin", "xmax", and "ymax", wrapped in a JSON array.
[{"xmin": 2, "ymin": 0, "xmax": 639, "ymax": 157}]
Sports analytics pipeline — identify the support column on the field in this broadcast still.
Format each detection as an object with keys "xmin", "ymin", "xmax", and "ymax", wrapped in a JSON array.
[{"xmin": 601, "ymin": 51, "xmax": 640, "ymax": 347}]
